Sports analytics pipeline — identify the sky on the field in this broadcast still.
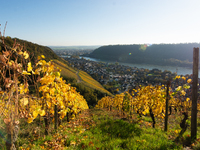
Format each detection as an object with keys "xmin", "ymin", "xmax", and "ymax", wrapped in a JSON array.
[{"xmin": 1, "ymin": 0, "xmax": 200, "ymax": 46}]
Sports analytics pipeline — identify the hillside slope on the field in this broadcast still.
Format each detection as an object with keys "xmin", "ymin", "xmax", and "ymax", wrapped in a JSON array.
[
  {"xmin": 53, "ymin": 59, "xmax": 112, "ymax": 96},
  {"xmin": 1, "ymin": 36, "xmax": 60, "ymax": 61},
  {"xmin": 0, "ymin": 36, "xmax": 112, "ymax": 104}
]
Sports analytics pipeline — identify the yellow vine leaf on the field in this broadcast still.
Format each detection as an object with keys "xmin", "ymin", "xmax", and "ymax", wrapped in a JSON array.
[
  {"xmin": 41, "ymin": 55, "xmax": 45, "ymax": 59},
  {"xmin": 12, "ymin": 48, "xmax": 16, "ymax": 51},
  {"xmin": 176, "ymin": 86, "xmax": 182, "ymax": 91},
  {"xmin": 18, "ymin": 51, "xmax": 23, "ymax": 55},
  {"xmin": 27, "ymin": 62, "xmax": 32, "ymax": 72},
  {"xmin": 20, "ymin": 97, "xmax": 29, "ymax": 106},
  {"xmin": 27, "ymin": 117, "xmax": 33, "ymax": 123},
  {"xmin": 39, "ymin": 110, "xmax": 45, "ymax": 116},
  {"xmin": 49, "ymin": 87, "xmax": 55, "ymax": 95},
  {"xmin": 180, "ymin": 90, "xmax": 186, "ymax": 96},
  {"xmin": 187, "ymin": 79, "xmax": 192, "ymax": 84},
  {"xmin": 23, "ymin": 51, "xmax": 29, "ymax": 59},
  {"xmin": 47, "ymin": 101, "xmax": 51, "ymax": 108},
  {"xmin": 22, "ymin": 70, "xmax": 31, "ymax": 75},
  {"xmin": 32, "ymin": 70, "xmax": 35, "ymax": 74},
  {"xmin": 182, "ymin": 76, "xmax": 186, "ymax": 80},
  {"xmin": 186, "ymin": 98, "xmax": 190, "ymax": 101},
  {"xmin": 33, "ymin": 111, "xmax": 38, "ymax": 119},
  {"xmin": 55, "ymin": 72, "xmax": 60, "ymax": 77},
  {"xmin": 8, "ymin": 61, "xmax": 14, "ymax": 66},
  {"xmin": 19, "ymin": 84, "xmax": 25, "ymax": 94}
]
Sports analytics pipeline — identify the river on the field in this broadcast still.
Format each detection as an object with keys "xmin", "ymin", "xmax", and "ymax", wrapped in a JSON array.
[{"xmin": 61, "ymin": 55, "xmax": 199, "ymax": 77}]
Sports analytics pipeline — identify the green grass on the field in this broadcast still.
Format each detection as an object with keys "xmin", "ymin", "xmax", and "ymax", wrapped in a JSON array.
[
  {"xmin": 85, "ymin": 109, "xmax": 181, "ymax": 150},
  {"xmin": 2, "ymin": 108, "xmax": 200, "ymax": 149}
]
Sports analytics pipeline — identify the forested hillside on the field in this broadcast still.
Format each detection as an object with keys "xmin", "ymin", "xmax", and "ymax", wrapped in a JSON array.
[{"xmin": 89, "ymin": 43, "xmax": 200, "ymax": 67}]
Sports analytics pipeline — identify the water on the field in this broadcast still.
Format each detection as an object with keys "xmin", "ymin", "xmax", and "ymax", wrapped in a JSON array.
[{"xmin": 61, "ymin": 55, "xmax": 198, "ymax": 76}]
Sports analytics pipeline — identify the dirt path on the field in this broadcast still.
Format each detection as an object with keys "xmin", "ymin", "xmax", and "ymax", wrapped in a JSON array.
[{"xmin": 76, "ymin": 70, "xmax": 82, "ymax": 83}]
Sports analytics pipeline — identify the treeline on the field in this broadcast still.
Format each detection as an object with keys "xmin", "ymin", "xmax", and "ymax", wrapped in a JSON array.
[{"xmin": 89, "ymin": 43, "xmax": 200, "ymax": 67}]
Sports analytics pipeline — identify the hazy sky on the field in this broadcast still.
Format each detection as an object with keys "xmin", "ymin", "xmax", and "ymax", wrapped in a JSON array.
[{"xmin": 1, "ymin": 0, "xmax": 200, "ymax": 46}]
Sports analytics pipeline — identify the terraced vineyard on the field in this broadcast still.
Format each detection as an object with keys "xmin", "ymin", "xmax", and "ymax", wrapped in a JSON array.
[
  {"xmin": 79, "ymin": 70, "xmax": 112, "ymax": 96},
  {"xmin": 53, "ymin": 59, "xmax": 112, "ymax": 96}
]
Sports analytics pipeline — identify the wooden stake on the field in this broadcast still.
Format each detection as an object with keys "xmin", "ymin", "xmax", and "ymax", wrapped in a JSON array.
[
  {"xmin": 165, "ymin": 80, "xmax": 170, "ymax": 131},
  {"xmin": 191, "ymin": 47, "xmax": 199, "ymax": 141},
  {"xmin": 54, "ymin": 105, "xmax": 58, "ymax": 131}
]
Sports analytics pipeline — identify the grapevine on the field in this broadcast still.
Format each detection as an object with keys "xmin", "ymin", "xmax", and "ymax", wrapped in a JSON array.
[{"xmin": 0, "ymin": 36, "xmax": 89, "ymax": 149}]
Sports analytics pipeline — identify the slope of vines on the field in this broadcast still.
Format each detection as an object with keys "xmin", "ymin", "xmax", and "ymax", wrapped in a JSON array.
[{"xmin": 0, "ymin": 37, "xmax": 89, "ymax": 149}]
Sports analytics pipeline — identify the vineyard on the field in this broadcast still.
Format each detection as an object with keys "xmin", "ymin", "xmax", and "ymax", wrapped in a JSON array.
[
  {"xmin": 52, "ymin": 59, "xmax": 78, "ymax": 80},
  {"xmin": 0, "ymin": 36, "xmax": 200, "ymax": 150},
  {"xmin": 78, "ymin": 71, "xmax": 112, "ymax": 96},
  {"xmin": 0, "ymin": 37, "xmax": 88, "ymax": 149},
  {"xmin": 52, "ymin": 59, "xmax": 112, "ymax": 97}
]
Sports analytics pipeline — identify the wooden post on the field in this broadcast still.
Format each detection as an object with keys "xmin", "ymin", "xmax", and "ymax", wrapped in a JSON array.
[
  {"xmin": 191, "ymin": 47, "xmax": 199, "ymax": 141},
  {"xmin": 165, "ymin": 80, "xmax": 170, "ymax": 131},
  {"xmin": 54, "ymin": 104, "xmax": 58, "ymax": 131}
]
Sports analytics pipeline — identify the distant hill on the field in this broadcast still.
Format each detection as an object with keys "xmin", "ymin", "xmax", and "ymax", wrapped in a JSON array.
[{"xmin": 89, "ymin": 43, "xmax": 200, "ymax": 67}]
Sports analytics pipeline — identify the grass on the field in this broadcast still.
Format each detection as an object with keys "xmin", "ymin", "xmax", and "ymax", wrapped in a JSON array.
[{"xmin": 3, "ymin": 108, "xmax": 200, "ymax": 149}]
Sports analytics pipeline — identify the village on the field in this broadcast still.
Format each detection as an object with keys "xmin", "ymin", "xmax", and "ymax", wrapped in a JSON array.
[{"xmin": 63, "ymin": 56, "xmax": 192, "ymax": 94}]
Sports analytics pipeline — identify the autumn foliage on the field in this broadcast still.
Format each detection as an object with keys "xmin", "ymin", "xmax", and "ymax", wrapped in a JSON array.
[
  {"xmin": 0, "ymin": 36, "xmax": 88, "ymax": 149},
  {"xmin": 96, "ymin": 78, "xmax": 195, "ymax": 128}
]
